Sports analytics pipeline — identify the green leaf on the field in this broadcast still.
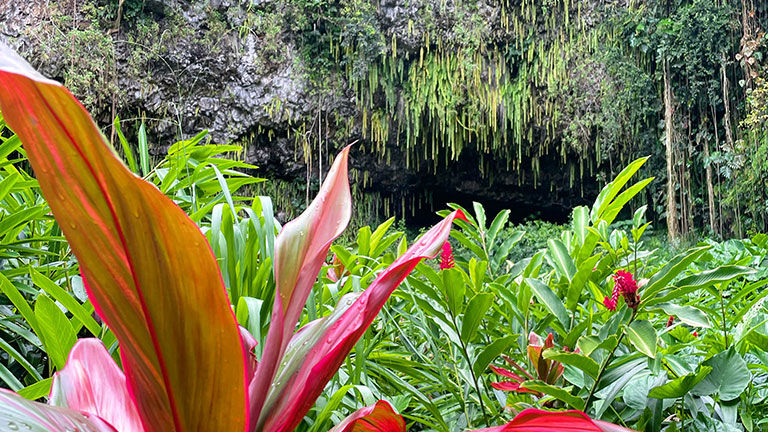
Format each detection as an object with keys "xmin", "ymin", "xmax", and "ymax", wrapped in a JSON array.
[
  {"xmin": 572, "ymin": 206, "xmax": 588, "ymax": 246},
  {"xmin": 649, "ymin": 366, "xmax": 712, "ymax": 399},
  {"xmin": 113, "ymin": 116, "xmax": 138, "ymax": 174},
  {"xmin": 641, "ymin": 247, "xmax": 710, "ymax": 304},
  {"xmin": 543, "ymin": 349, "xmax": 599, "ymax": 378},
  {"xmin": 577, "ymin": 335, "xmax": 618, "ymax": 357},
  {"xmin": 486, "ymin": 209, "xmax": 510, "ymax": 249},
  {"xmin": 627, "ymin": 320, "xmax": 657, "ymax": 358},
  {"xmin": 17, "ymin": 378, "xmax": 53, "ymax": 400},
  {"xmin": 34, "ymin": 295, "xmax": 77, "ymax": 370},
  {"xmin": 460, "ymin": 293, "xmax": 494, "ymax": 341},
  {"xmin": 520, "ymin": 380, "xmax": 585, "ymax": 410},
  {"xmin": 693, "ymin": 349, "xmax": 750, "ymax": 401},
  {"xmin": 442, "ymin": 268, "xmax": 465, "ymax": 316},
  {"xmin": 591, "ymin": 156, "xmax": 649, "ymax": 222},
  {"xmin": 600, "ymin": 177, "xmax": 655, "ymax": 225},
  {"xmin": 566, "ymin": 254, "xmax": 601, "ymax": 311},
  {"xmin": 548, "ymin": 238, "xmax": 576, "ymax": 281},
  {"xmin": 651, "ymin": 303, "xmax": 711, "ymax": 328},
  {"xmin": 138, "ymin": 121, "xmax": 149, "ymax": 176},
  {"xmin": 648, "ymin": 266, "xmax": 755, "ymax": 307},
  {"xmin": 526, "ymin": 278, "xmax": 570, "ymax": 330},
  {"xmin": 473, "ymin": 335, "xmax": 516, "ymax": 377},
  {"xmin": 31, "ymin": 269, "xmax": 101, "ymax": 336}
]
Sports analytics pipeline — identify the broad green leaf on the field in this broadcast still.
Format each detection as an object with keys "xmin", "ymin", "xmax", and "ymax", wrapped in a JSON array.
[
  {"xmin": 692, "ymin": 349, "xmax": 750, "ymax": 401},
  {"xmin": 649, "ymin": 366, "xmax": 712, "ymax": 399},
  {"xmin": 486, "ymin": 209, "xmax": 510, "ymax": 250},
  {"xmin": 566, "ymin": 254, "xmax": 601, "ymax": 311},
  {"xmin": 31, "ymin": 269, "xmax": 101, "ymax": 336},
  {"xmin": 641, "ymin": 247, "xmax": 710, "ymax": 304},
  {"xmin": 442, "ymin": 267, "xmax": 465, "ymax": 315},
  {"xmin": 520, "ymin": 380, "xmax": 585, "ymax": 410},
  {"xmin": 543, "ymin": 349, "xmax": 600, "ymax": 378},
  {"xmin": 651, "ymin": 303, "xmax": 711, "ymax": 328},
  {"xmin": 526, "ymin": 278, "xmax": 570, "ymax": 330},
  {"xmin": 0, "ymin": 46, "xmax": 247, "ymax": 431},
  {"xmin": 675, "ymin": 265, "xmax": 754, "ymax": 290},
  {"xmin": 600, "ymin": 177, "xmax": 655, "ymax": 225},
  {"xmin": 34, "ymin": 294, "xmax": 77, "ymax": 370},
  {"xmin": 591, "ymin": 156, "xmax": 649, "ymax": 222},
  {"xmin": 648, "ymin": 266, "xmax": 755, "ymax": 307},
  {"xmin": 461, "ymin": 293, "xmax": 494, "ymax": 341},
  {"xmin": 572, "ymin": 206, "xmax": 588, "ymax": 246},
  {"xmin": 472, "ymin": 201, "xmax": 487, "ymax": 231},
  {"xmin": 627, "ymin": 320, "xmax": 657, "ymax": 358},
  {"xmin": 548, "ymin": 238, "xmax": 576, "ymax": 281},
  {"xmin": 473, "ymin": 335, "xmax": 516, "ymax": 377},
  {"xmin": 17, "ymin": 378, "xmax": 52, "ymax": 400}
]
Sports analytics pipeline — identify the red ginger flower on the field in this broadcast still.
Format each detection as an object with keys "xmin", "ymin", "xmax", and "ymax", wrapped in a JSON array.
[
  {"xmin": 439, "ymin": 241, "xmax": 455, "ymax": 270},
  {"xmin": 667, "ymin": 316, "xmax": 675, "ymax": 327},
  {"xmin": 604, "ymin": 270, "xmax": 640, "ymax": 310}
]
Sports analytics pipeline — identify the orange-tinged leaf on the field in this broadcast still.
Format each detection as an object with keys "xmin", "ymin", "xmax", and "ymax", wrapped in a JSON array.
[
  {"xmin": 329, "ymin": 401, "xmax": 406, "ymax": 432},
  {"xmin": 0, "ymin": 44, "xmax": 247, "ymax": 432}
]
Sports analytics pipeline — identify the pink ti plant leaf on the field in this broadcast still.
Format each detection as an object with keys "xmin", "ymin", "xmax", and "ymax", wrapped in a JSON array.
[
  {"xmin": 0, "ymin": 389, "xmax": 118, "ymax": 432},
  {"xmin": 49, "ymin": 339, "xmax": 142, "ymax": 432}
]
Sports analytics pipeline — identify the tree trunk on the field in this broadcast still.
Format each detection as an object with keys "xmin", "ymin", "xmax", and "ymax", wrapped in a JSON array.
[
  {"xmin": 704, "ymin": 116, "xmax": 717, "ymax": 235},
  {"xmin": 721, "ymin": 56, "xmax": 736, "ymax": 152},
  {"xmin": 663, "ymin": 59, "xmax": 678, "ymax": 241}
]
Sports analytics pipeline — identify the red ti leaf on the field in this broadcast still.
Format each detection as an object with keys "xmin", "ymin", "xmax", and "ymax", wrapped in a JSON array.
[
  {"xmin": 466, "ymin": 409, "xmax": 636, "ymax": 432},
  {"xmin": 329, "ymin": 400, "xmax": 406, "ymax": 432},
  {"xmin": 0, "ymin": 43, "xmax": 247, "ymax": 432},
  {"xmin": 258, "ymin": 210, "xmax": 465, "ymax": 431},
  {"xmin": 49, "ymin": 339, "xmax": 142, "ymax": 432},
  {"xmin": 249, "ymin": 147, "xmax": 351, "ymax": 427}
]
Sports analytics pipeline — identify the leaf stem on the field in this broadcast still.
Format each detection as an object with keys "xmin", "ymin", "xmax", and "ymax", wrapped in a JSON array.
[{"xmin": 584, "ymin": 309, "xmax": 637, "ymax": 412}]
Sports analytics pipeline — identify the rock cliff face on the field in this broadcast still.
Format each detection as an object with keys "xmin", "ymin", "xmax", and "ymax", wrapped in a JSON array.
[{"xmin": 1, "ymin": 0, "xmax": 605, "ymax": 223}]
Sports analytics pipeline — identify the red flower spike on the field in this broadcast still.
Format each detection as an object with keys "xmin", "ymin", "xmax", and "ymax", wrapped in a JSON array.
[
  {"xmin": 613, "ymin": 270, "xmax": 640, "ymax": 309},
  {"xmin": 666, "ymin": 316, "xmax": 675, "ymax": 328},
  {"xmin": 439, "ymin": 241, "xmax": 455, "ymax": 270}
]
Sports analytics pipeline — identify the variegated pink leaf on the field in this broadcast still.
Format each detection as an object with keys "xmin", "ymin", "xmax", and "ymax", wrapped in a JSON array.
[
  {"xmin": 0, "ymin": 389, "xmax": 118, "ymax": 432},
  {"xmin": 49, "ymin": 339, "xmax": 142, "ymax": 432}
]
